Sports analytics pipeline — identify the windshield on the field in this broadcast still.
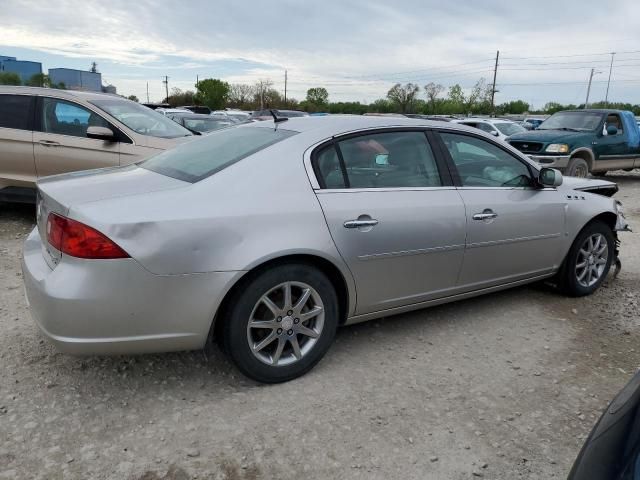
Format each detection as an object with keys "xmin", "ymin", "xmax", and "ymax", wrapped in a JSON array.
[
  {"xmin": 495, "ymin": 122, "xmax": 526, "ymax": 136},
  {"xmin": 142, "ymin": 126, "xmax": 297, "ymax": 182},
  {"xmin": 538, "ymin": 112, "xmax": 603, "ymax": 131},
  {"xmin": 90, "ymin": 99, "xmax": 193, "ymax": 138},
  {"xmin": 279, "ymin": 111, "xmax": 307, "ymax": 118},
  {"xmin": 183, "ymin": 118, "xmax": 234, "ymax": 132}
]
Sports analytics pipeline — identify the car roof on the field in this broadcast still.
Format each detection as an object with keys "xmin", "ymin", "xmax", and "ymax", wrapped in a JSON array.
[
  {"xmin": 171, "ymin": 112, "xmax": 226, "ymax": 119},
  {"xmin": 0, "ymin": 85, "xmax": 125, "ymax": 101},
  {"xmin": 455, "ymin": 117, "xmax": 513, "ymax": 124}
]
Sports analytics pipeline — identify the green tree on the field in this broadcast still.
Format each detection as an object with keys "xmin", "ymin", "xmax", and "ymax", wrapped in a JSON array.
[
  {"xmin": 424, "ymin": 82, "xmax": 444, "ymax": 114},
  {"xmin": 306, "ymin": 87, "xmax": 329, "ymax": 106},
  {"xmin": 497, "ymin": 100, "xmax": 530, "ymax": 114},
  {"xmin": 127, "ymin": 95, "xmax": 139, "ymax": 102},
  {"xmin": 387, "ymin": 83, "xmax": 420, "ymax": 113},
  {"xmin": 25, "ymin": 73, "xmax": 49, "ymax": 87},
  {"xmin": 0, "ymin": 72, "xmax": 21, "ymax": 85},
  {"xmin": 195, "ymin": 78, "xmax": 230, "ymax": 110},
  {"xmin": 447, "ymin": 84, "xmax": 465, "ymax": 110}
]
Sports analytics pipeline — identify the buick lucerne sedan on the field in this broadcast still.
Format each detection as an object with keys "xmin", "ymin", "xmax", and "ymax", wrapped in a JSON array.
[{"xmin": 22, "ymin": 116, "xmax": 630, "ymax": 383}]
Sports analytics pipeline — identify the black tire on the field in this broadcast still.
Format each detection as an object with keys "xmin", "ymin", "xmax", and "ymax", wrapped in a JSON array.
[
  {"xmin": 566, "ymin": 157, "xmax": 590, "ymax": 178},
  {"xmin": 559, "ymin": 221, "xmax": 615, "ymax": 297},
  {"xmin": 592, "ymin": 171, "xmax": 608, "ymax": 177},
  {"xmin": 222, "ymin": 264, "xmax": 338, "ymax": 383}
]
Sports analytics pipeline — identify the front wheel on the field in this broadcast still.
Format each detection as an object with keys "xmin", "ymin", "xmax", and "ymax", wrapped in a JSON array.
[
  {"xmin": 222, "ymin": 264, "xmax": 338, "ymax": 383},
  {"xmin": 559, "ymin": 221, "xmax": 615, "ymax": 297},
  {"xmin": 566, "ymin": 157, "xmax": 589, "ymax": 178}
]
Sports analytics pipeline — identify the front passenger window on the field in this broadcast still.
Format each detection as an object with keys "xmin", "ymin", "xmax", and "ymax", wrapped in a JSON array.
[
  {"xmin": 440, "ymin": 132, "xmax": 533, "ymax": 188},
  {"xmin": 41, "ymin": 98, "xmax": 108, "ymax": 138}
]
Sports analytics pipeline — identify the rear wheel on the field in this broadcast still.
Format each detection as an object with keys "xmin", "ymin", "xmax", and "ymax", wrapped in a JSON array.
[
  {"xmin": 559, "ymin": 221, "xmax": 614, "ymax": 297},
  {"xmin": 566, "ymin": 157, "xmax": 589, "ymax": 178},
  {"xmin": 222, "ymin": 264, "xmax": 338, "ymax": 383}
]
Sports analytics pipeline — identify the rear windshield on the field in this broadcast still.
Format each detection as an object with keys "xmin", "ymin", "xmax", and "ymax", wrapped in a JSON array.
[{"xmin": 141, "ymin": 126, "xmax": 297, "ymax": 182}]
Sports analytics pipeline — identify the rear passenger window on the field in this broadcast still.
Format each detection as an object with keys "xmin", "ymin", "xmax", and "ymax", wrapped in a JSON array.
[
  {"xmin": 0, "ymin": 95, "xmax": 32, "ymax": 130},
  {"xmin": 318, "ymin": 131, "xmax": 442, "ymax": 189},
  {"xmin": 41, "ymin": 98, "xmax": 108, "ymax": 138}
]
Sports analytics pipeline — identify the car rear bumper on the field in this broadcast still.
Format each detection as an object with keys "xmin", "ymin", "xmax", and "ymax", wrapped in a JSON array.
[
  {"xmin": 528, "ymin": 154, "xmax": 571, "ymax": 169},
  {"xmin": 21, "ymin": 227, "xmax": 241, "ymax": 355}
]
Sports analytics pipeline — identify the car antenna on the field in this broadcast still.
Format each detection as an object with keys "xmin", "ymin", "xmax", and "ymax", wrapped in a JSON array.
[{"xmin": 270, "ymin": 109, "xmax": 288, "ymax": 129}]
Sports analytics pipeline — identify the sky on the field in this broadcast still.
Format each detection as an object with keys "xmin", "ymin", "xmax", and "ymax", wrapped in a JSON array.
[{"xmin": 2, "ymin": 0, "xmax": 640, "ymax": 109}]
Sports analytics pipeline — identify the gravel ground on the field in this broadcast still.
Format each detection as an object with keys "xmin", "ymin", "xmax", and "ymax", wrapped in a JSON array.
[{"xmin": 1, "ymin": 172, "xmax": 639, "ymax": 480}]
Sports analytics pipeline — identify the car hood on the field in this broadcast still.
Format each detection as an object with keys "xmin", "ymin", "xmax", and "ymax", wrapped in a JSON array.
[
  {"xmin": 145, "ymin": 134, "xmax": 195, "ymax": 150},
  {"xmin": 507, "ymin": 129, "xmax": 594, "ymax": 145},
  {"xmin": 558, "ymin": 176, "xmax": 618, "ymax": 197}
]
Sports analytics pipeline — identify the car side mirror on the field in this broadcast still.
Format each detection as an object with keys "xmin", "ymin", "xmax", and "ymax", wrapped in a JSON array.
[
  {"xmin": 606, "ymin": 125, "xmax": 618, "ymax": 136},
  {"xmin": 490, "ymin": 130, "xmax": 500, "ymax": 137},
  {"xmin": 539, "ymin": 167, "xmax": 563, "ymax": 187},
  {"xmin": 87, "ymin": 126, "xmax": 115, "ymax": 141}
]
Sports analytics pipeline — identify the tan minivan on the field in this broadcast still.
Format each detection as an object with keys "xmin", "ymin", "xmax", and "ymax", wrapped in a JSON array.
[{"xmin": 0, "ymin": 86, "xmax": 194, "ymax": 203}]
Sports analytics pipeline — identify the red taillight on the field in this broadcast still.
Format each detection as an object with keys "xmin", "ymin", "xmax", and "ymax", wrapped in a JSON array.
[{"xmin": 46, "ymin": 213, "xmax": 129, "ymax": 259}]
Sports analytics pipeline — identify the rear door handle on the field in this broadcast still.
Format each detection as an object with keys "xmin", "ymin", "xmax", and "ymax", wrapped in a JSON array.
[
  {"xmin": 472, "ymin": 209, "xmax": 498, "ymax": 221},
  {"xmin": 344, "ymin": 218, "xmax": 379, "ymax": 229},
  {"xmin": 38, "ymin": 140, "xmax": 60, "ymax": 147}
]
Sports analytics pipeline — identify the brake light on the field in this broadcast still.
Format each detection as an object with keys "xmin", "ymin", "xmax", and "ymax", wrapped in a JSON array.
[{"xmin": 46, "ymin": 213, "xmax": 129, "ymax": 259}]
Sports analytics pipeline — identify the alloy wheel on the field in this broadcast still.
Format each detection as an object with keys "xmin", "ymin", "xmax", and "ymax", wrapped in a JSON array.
[
  {"xmin": 575, "ymin": 233, "xmax": 608, "ymax": 288},
  {"xmin": 246, "ymin": 281, "xmax": 325, "ymax": 367}
]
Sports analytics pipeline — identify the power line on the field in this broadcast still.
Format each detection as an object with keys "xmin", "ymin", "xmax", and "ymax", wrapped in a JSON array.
[{"xmin": 501, "ymin": 49, "xmax": 640, "ymax": 60}]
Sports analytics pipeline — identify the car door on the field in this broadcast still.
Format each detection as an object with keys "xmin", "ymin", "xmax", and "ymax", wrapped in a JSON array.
[
  {"xmin": 594, "ymin": 113, "xmax": 634, "ymax": 170},
  {"xmin": 435, "ymin": 130, "xmax": 566, "ymax": 290},
  {"xmin": 33, "ymin": 96, "xmax": 120, "ymax": 178},
  {"xmin": 0, "ymin": 93, "xmax": 37, "ymax": 196},
  {"xmin": 313, "ymin": 129, "xmax": 467, "ymax": 315}
]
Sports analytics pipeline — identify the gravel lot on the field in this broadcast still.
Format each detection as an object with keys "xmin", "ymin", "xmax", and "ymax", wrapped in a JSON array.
[{"xmin": 1, "ymin": 172, "xmax": 639, "ymax": 480}]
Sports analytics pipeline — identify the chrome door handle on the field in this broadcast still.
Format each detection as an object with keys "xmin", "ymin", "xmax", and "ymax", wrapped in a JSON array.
[
  {"xmin": 472, "ymin": 210, "xmax": 498, "ymax": 221},
  {"xmin": 344, "ymin": 219, "xmax": 379, "ymax": 229},
  {"xmin": 38, "ymin": 140, "xmax": 60, "ymax": 147}
]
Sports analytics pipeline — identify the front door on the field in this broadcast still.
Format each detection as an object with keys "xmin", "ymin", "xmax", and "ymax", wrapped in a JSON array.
[
  {"xmin": 0, "ymin": 94, "xmax": 36, "ymax": 194},
  {"xmin": 594, "ymin": 113, "xmax": 634, "ymax": 170},
  {"xmin": 313, "ymin": 130, "xmax": 467, "ymax": 315},
  {"xmin": 33, "ymin": 97, "xmax": 120, "ymax": 178},
  {"xmin": 436, "ymin": 131, "xmax": 566, "ymax": 290}
]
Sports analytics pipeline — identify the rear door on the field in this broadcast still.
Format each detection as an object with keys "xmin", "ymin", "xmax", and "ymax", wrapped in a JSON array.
[
  {"xmin": 435, "ymin": 130, "xmax": 566, "ymax": 290},
  {"xmin": 312, "ymin": 129, "xmax": 467, "ymax": 315},
  {"xmin": 0, "ymin": 93, "xmax": 37, "ymax": 196},
  {"xmin": 33, "ymin": 96, "xmax": 120, "ymax": 178}
]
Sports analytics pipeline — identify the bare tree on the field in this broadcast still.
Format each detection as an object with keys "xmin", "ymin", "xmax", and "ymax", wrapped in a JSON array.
[
  {"xmin": 228, "ymin": 83, "xmax": 254, "ymax": 107},
  {"xmin": 386, "ymin": 83, "xmax": 420, "ymax": 113},
  {"xmin": 424, "ymin": 82, "xmax": 444, "ymax": 114},
  {"xmin": 465, "ymin": 78, "xmax": 488, "ymax": 113},
  {"xmin": 254, "ymin": 79, "xmax": 274, "ymax": 109}
]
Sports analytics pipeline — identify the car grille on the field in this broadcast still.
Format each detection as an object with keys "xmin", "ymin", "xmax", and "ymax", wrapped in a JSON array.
[{"xmin": 509, "ymin": 141, "xmax": 543, "ymax": 153}]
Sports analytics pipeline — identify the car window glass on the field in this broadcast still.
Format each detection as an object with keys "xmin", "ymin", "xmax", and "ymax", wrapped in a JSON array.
[
  {"xmin": 0, "ymin": 95, "xmax": 32, "ymax": 130},
  {"xmin": 476, "ymin": 123, "xmax": 495, "ymax": 133},
  {"xmin": 440, "ymin": 132, "xmax": 533, "ymax": 188},
  {"xmin": 315, "ymin": 145, "xmax": 345, "ymax": 188},
  {"xmin": 336, "ymin": 131, "xmax": 442, "ymax": 188},
  {"xmin": 41, "ymin": 98, "xmax": 109, "ymax": 138}
]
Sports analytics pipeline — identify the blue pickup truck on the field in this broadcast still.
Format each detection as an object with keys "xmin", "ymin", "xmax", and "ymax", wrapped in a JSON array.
[{"xmin": 506, "ymin": 109, "xmax": 640, "ymax": 177}]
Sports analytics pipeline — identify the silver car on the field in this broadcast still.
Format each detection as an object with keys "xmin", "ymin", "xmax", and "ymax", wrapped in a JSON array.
[{"xmin": 22, "ymin": 116, "xmax": 630, "ymax": 383}]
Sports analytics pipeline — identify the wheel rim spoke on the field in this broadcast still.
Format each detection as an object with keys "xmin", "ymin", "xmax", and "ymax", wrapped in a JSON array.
[
  {"xmin": 261, "ymin": 296, "xmax": 280, "ymax": 318},
  {"xmin": 576, "ymin": 261, "xmax": 587, "ymax": 269},
  {"xmin": 290, "ymin": 336, "xmax": 302, "ymax": 360},
  {"xmin": 249, "ymin": 320, "xmax": 278, "ymax": 329},
  {"xmin": 297, "ymin": 324, "xmax": 320, "ymax": 339},
  {"xmin": 577, "ymin": 267, "xmax": 588, "ymax": 281},
  {"xmin": 283, "ymin": 283, "xmax": 292, "ymax": 311},
  {"xmin": 271, "ymin": 337, "xmax": 286, "ymax": 365},
  {"xmin": 293, "ymin": 288, "xmax": 311, "ymax": 313},
  {"xmin": 253, "ymin": 332, "xmax": 277, "ymax": 352},
  {"xmin": 300, "ymin": 306, "xmax": 323, "ymax": 322}
]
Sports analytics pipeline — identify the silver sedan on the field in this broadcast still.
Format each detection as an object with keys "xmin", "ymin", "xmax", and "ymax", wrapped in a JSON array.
[{"xmin": 22, "ymin": 116, "xmax": 630, "ymax": 383}]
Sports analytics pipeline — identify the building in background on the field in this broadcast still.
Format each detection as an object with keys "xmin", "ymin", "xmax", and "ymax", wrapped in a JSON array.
[
  {"xmin": 48, "ymin": 68, "xmax": 102, "ymax": 92},
  {"xmin": 0, "ymin": 55, "xmax": 42, "ymax": 83}
]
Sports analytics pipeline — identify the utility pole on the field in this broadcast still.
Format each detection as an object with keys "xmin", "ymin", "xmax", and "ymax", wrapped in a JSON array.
[
  {"xmin": 146, "ymin": 82, "xmax": 149, "ymax": 103},
  {"xmin": 284, "ymin": 70, "xmax": 288, "ymax": 107},
  {"xmin": 162, "ymin": 76, "xmax": 169, "ymax": 103},
  {"xmin": 585, "ymin": 68, "xmax": 601, "ymax": 108},
  {"xmin": 604, "ymin": 52, "xmax": 615, "ymax": 106},
  {"xmin": 490, "ymin": 50, "xmax": 499, "ymax": 116}
]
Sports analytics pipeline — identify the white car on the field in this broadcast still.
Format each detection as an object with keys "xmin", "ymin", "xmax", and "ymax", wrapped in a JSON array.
[
  {"xmin": 156, "ymin": 107, "xmax": 191, "ymax": 116},
  {"xmin": 452, "ymin": 118, "xmax": 527, "ymax": 141},
  {"xmin": 212, "ymin": 110, "xmax": 251, "ymax": 123}
]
